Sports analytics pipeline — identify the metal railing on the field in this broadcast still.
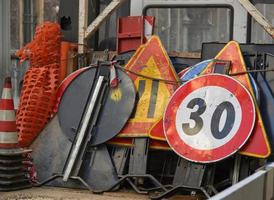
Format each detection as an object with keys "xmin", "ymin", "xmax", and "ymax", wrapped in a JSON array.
[{"xmin": 210, "ymin": 162, "xmax": 274, "ymax": 200}]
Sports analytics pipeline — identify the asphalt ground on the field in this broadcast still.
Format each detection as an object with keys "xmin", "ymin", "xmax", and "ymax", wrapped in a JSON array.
[{"xmin": 0, "ymin": 187, "xmax": 203, "ymax": 200}]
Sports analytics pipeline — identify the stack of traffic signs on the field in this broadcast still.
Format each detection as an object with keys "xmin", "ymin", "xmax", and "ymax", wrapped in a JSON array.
[
  {"xmin": 164, "ymin": 41, "xmax": 271, "ymax": 162},
  {"xmin": 0, "ymin": 77, "xmax": 32, "ymax": 191}
]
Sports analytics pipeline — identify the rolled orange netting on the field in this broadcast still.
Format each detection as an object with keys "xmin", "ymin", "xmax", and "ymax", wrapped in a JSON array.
[{"xmin": 16, "ymin": 22, "xmax": 61, "ymax": 147}]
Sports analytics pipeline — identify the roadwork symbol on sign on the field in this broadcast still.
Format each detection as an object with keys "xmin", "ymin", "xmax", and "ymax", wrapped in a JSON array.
[
  {"xmin": 118, "ymin": 35, "xmax": 179, "ymax": 138},
  {"xmin": 202, "ymin": 41, "xmax": 271, "ymax": 158},
  {"xmin": 164, "ymin": 74, "xmax": 256, "ymax": 163}
]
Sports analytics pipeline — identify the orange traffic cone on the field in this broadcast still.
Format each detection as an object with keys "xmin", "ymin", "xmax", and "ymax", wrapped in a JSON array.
[
  {"xmin": 0, "ymin": 77, "xmax": 32, "ymax": 191},
  {"xmin": 0, "ymin": 77, "xmax": 18, "ymax": 149}
]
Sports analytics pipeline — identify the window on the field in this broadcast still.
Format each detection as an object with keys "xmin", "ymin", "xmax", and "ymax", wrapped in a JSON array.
[
  {"xmin": 10, "ymin": 0, "xmax": 61, "ymax": 50},
  {"xmin": 146, "ymin": 7, "xmax": 232, "ymax": 53},
  {"xmin": 44, "ymin": 0, "xmax": 60, "ymax": 22},
  {"xmin": 251, "ymin": 3, "xmax": 274, "ymax": 44},
  {"xmin": 98, "ymin": 0, "xmax": 130, "ymax": 50}
]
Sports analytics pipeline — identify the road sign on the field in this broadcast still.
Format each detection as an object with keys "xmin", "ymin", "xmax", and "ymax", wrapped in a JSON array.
[
  {"xmin": 118, "ymin": 35, "xmax": 179, "ymax": 137},
  {"xmin": 181, "ymin": 59, "xmax": 259, "ymax": 101},
  {"xmin": 54, "ymin": 67, "xmax": 89, "ymax": 114},
  {"xmin": 164, "ymin": 74, "xmax": 256, "ymax": 163},
  {"xmin": 149, "ymin": 118, "xmax": 165, "ymax": 141},
  {"xmin": 202, "ymin": 41, "xmax": 271, "ymax": 158},
  {"xmin": 144, "ymin": 16, "xmax": 155, "ymax": 42},
  {"xmin": 180, "ymin": 59, "xmax": 214, "ymax": 81},
  {"xmin": 57, "ymin": 67, "xmax": 136, "ymax": 146},
  {"xmin": 178, "ymin": 67, "xmax": 190, "ymax": 77}
]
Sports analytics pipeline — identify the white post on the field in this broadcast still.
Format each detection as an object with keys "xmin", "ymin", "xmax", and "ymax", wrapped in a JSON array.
[
  {"xmin": 84, "ymin": 0, "xmax": 126, "ymax": 40},
  {"xmin": 238, "ymin": 0, "xmax": 274, "ymax": 39},
  {"xmin": 78, "ymin": 0, "xmax": 88, "ymax": 54}
]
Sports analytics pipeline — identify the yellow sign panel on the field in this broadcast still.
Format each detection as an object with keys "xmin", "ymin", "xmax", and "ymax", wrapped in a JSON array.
[
  {"xmin": 118, "ymin": 36, "xmax": 179, "ymax": 137},
  {"xmin": 132, "ymin": 57, "xmax": 171, "ymax": 122}
]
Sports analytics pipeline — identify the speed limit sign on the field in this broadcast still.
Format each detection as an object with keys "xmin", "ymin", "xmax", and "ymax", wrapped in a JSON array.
[{"xmin": 164, "ymin": 74, "xmax": 256, "ymax": 163}]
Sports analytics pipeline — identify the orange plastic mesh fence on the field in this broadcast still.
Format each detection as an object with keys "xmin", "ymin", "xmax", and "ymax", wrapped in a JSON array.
[{"xmin": 16, "ymin": 22, "xmax": 61, "ymax": 147}]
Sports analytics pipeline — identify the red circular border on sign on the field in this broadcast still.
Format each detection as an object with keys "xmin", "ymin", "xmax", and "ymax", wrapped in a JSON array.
[{"xmin": 164, "ymin": 74, "xmax": 255, "ymax": 163}]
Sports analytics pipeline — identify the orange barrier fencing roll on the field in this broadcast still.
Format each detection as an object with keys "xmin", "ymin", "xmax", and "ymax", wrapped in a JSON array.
[{"xmin": 16, "ymin": 22, "xmax": 61, "ymax": 147}]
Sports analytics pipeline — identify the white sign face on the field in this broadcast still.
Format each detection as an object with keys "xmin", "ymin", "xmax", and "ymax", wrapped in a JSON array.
[{"xmin": 175, "ymin": 86, "xmax": 242, "ymax": 150}]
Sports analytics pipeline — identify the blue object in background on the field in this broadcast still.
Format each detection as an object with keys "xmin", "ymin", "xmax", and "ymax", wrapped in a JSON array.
[
  {"xmin": 249, "ymin": 74, "xmax": 260, "ymax": 104},
  {"xmin": 180, "ymin": 59, "xmax": 214, "ymax": 82},
  {"xmin": 180, "ymin": 59, "xmax": 260, "ymax": 103}
]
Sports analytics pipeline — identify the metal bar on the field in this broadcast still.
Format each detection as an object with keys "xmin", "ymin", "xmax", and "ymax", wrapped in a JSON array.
[
  {"xmin": 173, "ymin": 158, "xmax": 206, "ymax": 187},
  {"xmin": 78, "ymin": 0, "xmax": 88, "ymax": 54},
  {"xmin": 112, "ymin": 147, "xmax": 129, "ymax": 175},
  {"xmin": 128, "ymin": 138, "xmax": 149, "ymax": 176},
  {"xmin": 0, "ymin": 0, "xmax": 10, "ymax": 89},
  {"xmin": 72, "ymin": 83, "xmax": 108, "ymax": 175},
  {"xmin": 264, "ymin": 164, "xmax": 274, "ymax": 200},
  {"xmin": 238, "ymin": 0, "xmax": 274, "ymax": 38},
  {"xmin": 177, "ymin": 9, "xmax": 181, "ymax": 51},
  {"xmin": 105, "ymin": 174, "xmax": 168, "ymax": 193},
  {"xmin": 232, "ymin": 155, "xmax": 241, "ymax": 185},
  {"xmin": 19, "ymin": 0, "xmax": 24, "ymax": 48},
  {"xmin": 63, "ymin": 76, "xmax": 104, "ymax": 181},
  {"xmin": 23, "ymin": 0, "xmax": 32, "ymax": 44},
  {"xmin": 151, "ymin": 185, "xmax": 211, "ymax": 200},
  {"xmin": 84, "ymin": 0, "xmax": 126, "ymax": 40},
  {"xmin": 209, "ymin": 170, "xmax": 266, "ymax": 200},
  {"xmin": 126, "ymin": 179, "xmax": 148, "ymax": 194},
  {"xmin": 167, "ymin": 8, "xmax": 171, "ymax": 51}
]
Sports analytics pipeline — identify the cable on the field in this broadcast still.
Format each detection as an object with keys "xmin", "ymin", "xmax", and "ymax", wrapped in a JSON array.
[
  {"xmin": 229, "ymin": 68, "xmax": 274, "ymax": 76},
  {"xmin": 88, "ymin": 62, "xmax": 183, "ymax": 84},
  {"xmin": 88, "ymin": 61, "xmax": 274, "ymax": 85},
  {"xmin": 115, "ymin": 65, "xmax": 182, "ymax": 85}
]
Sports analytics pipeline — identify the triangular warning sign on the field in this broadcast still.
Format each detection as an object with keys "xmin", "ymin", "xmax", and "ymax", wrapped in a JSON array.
[
  {"xmin": 118, "ymin": 36, "xmax": 179, "ymax": 137},
  {"xmin": 149, "ymin": 118, "xmax": 165, "ymax": 140},
  {"xmin": 149, "ymin": 67, "xmax": 190, "ymax": 140},
  {"xmin": 202, "ymin": 41, "xmax": 271, "ymax": 158}
]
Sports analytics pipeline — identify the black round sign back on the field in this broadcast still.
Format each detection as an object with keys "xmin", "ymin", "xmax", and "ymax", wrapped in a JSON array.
[{"xmin": 57, "ymin": 67, "xmax": 136, "ymax": 146}]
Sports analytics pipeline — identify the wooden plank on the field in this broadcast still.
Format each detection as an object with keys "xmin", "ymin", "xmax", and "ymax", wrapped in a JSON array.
[
  {"xmin": 238, "ymin": 0, "xmax": 274, "ymax": 38},
  {"xmin": 78, "ymin": 0, "xmax": 88, "ymax": 54},
  {"xmin": 84, "ymin": 0, "xmax": 126, "ymax": 40},
  {"xmin": 34, "ymin": 0, "xmax": 44, "ymax": 25}
]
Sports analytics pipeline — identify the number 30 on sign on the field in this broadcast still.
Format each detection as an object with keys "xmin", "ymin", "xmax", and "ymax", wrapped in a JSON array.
[{"xmin": 164, "ymin": 74, "xmax": 256, "ymax": 163}]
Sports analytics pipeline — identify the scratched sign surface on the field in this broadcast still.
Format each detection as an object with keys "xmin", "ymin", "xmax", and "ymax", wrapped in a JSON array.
[
  {"xmin": 164, "ymin": 74, "xmax": 256, "ymax": 163},
  {"xmin": 118, "ymin": 36, "xmax": 179, "ymax": 137},
  {"xmin": 201, "ymin": 41, "xmax": 271, "ymax": 158}
]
